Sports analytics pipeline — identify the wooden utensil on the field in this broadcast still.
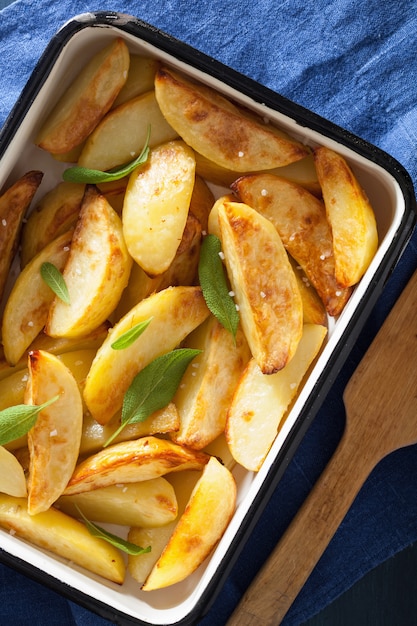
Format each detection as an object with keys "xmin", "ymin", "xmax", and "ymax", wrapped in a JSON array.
[{"xmin": 227, "ymin": 267, "xmax": 417, "ymax": 626}]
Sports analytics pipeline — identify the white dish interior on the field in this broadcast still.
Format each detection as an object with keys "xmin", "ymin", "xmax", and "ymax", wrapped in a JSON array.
[{"xmin": 0, "ymin": 16, "xmax": 409, "ymax": 625}]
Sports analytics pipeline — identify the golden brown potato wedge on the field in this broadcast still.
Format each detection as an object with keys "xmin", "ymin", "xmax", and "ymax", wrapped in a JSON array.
[
  {"xmin": 80, "ymin": 403, "xmax": 180, "ymax": 457},
  {"xmin": 25, "ymin": 350, "xmax": 83, "ymax": 515},
  {"xmin": 2, "ymin": 230, "xmax": 73, "ymax": 366},
  {"xmin": 232, "ymin": 173, "xmax": 352, "ymax": 316},
  {"xmin": 112, "ymin": 55, "xmax": 159, "ymax": 108},
  {"xmin": 142, "ymin": 456, "xmax": 236, "ymax": 590},
  {"xmin": 122, "ymin": 140, "xmax": 196, "ymax": 276},
  {"xmin": 0, "ymin": 170, "xmax": 43, "ymax": 302},
  {"xmin": 226, "ymin": 324, "xmax": 327, "ymax": 471},
  {"xmin": 58, "ymin": 477, "xmax": 177, "ymax": 527},
  {"xmin": 0, "ymin": 495, "xmax": 125, "ymax": 583},
  {"xmin": 314, "ymin": 146, "xmax": 378, "ymax": 287},
  {"xmin": 154, "ymin": 66, "xmax": 309, "ymax": 172},
  {"xmin": 78, "ymin": 90, "xmax": 178, "ymax": 171},
  {"xmin": 83, "ymin": 286, "xmax": 209, "ymax": 425},
  {"xmin": 63, "ymin": 437, "xmax": 209, "ymax": 495},
  {"xmin": 172, "ymin": 316, "xmax": 251, "ymax": 449},
  {"xmin": 46, "ymin": 186, "xmax": 132, "ymax": 338},
  {"xmin": 218, "ymin": 201, "xmax": 303, "ymax": 374},
  {"xmin": 195, "ymin": 151, "xmax": 321, "ymax": 195},
  {"xmin": 20, "ymin": 181, "xmax": 84, "ymax": 267},
  {"xmin": 36, "ymin": 38, "xmax": 130, "ymax": 155},
  {"xmin": 0, "ymin": 447, "xmax": 27, "ymax": 497}
]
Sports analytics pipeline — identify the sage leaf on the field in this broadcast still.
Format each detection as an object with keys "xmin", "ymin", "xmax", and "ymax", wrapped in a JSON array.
[
  {"xmin": 0, "ymin": 395, "xmax": 60, "ymax": 446},
  {"xmin": 111, "ymin": 318, "xmax": 153, "ymax": 350},
  {"xmin": 104, "ymin": 348, "xmax": 201, "ymax": 447},
  {"xmin": 198, "ymin": 234, "xmax": 239, "ymax": 340},
  {"xmin": 62, "ymin": 126, "xmax": 151, "ymax": 184},
  {"xmin": 40, "ymin": 262, "xmax": 70, "ymax": 304},
  {"xmin": 76, "ymin": 507, "xmax": 151, "ymax": 556}
]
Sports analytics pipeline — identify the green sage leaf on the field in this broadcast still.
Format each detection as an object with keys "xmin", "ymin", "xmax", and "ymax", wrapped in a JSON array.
[
  {"xmin": 62, "ymin": 126, "xmax": 151, "ymax": 184},
  {"xmin": 104, "ymin": 348, "xmax": 201, "ymax": 447},
  {"xmin": 0, "ymin": 395, "xmax": 60, "ymax": 446},
  {"xmin": 198, "ymin": 234, "xmax": 239, "ymax": 339},
  {"xmin": 76, "ymin": 507, "xmax": 151, "ymax": 556},
  {"xmin": 111, "ymin": 318, "xmax": 153, "ymax": 350},
  {"xmin": 40, "ymin": 262, "xmax": 70, "ymax": 304}
]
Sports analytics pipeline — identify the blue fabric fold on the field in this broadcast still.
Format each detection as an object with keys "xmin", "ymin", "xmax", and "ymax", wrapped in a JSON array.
[{"xmin": 0, "ymin": 1, "xmax": 416, "ymax": 624}]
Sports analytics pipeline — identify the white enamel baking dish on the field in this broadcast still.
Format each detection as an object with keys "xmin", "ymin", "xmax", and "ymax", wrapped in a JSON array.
[{"xmin": 0, "ymin": 11, "xmax": 415, "ymax": 626}]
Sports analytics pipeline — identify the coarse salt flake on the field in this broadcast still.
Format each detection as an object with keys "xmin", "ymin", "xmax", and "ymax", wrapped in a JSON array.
[
  {"xmin": 261, "ymin": 189, "xmax": 268, "ymax": 197},
  {"xmin": 63, "ymin": 246, "xmax": 70, "ymax": 252},
  {"xmin": 218, "ymin": 251, "xmax": 225, "ymax": 260},
  {"xmin": 228, "ymin": 290, "xmax": 235, "ymax": 297},
  {"xmin": 238, "ymin": 151, "xmax": 245, "ymax": 157},
  {"xmin": 50, "ymin": 429, "xmax": 58, "ymax": 437},
  {"xmin": 2, "ymin": 219, "xmax": 7, "ymax": 226},
  {"xmin": 27, "ymin": 321, "xmax": 34, "ymax": 327},
  {"xmin": 335, "ymin": 290, "xmax": 342, "ymax": 296},
  {"xmin": 260, "ymin": 291, "xmax": 266, "ymax": 298},
  {"xmin": 235, "ymin": 304, "xmax": 240, "ymax": 311},
  {"xmin": 290, "ymin": 382, "xmax": 297, "ymax": 389}
]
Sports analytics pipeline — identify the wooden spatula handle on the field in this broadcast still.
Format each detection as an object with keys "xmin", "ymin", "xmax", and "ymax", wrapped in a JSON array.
[{"xmin": 227, "ymin": 431, "xmax": 377, "ymax": 625}]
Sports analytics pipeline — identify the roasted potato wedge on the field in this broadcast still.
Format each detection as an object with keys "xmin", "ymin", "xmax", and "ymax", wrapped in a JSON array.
[
  {"xmin": 80, "ymin": 403, "xmax": 180, "ymax": 457},
  {"xmin": 112, "ymin": 55, "xmax": 159, "ymax": 108},
  {"xmin": 0, "ymin": 447, "xmax": 27, "ymax": 497},
  {"xmin": 78, "ymin": 90, "xmax": 178, "ymax": 171},
  {"xmin": 2, "ymin": 230, "xmax": 73, "ymax": 366},
  {"xmin": 83, "ymin": 286, "xmax": 209, "ymax": 424},
  {"xmin": 46, "ymin": 186, "xmax": 132, "ymax": 338},
  {"xmin": 63, "ymin": 437, "xmax": 209, "ymax": 495},
  {"xmin": 218, "ymin": 201, "xmax": 303, "ymax": 374},
  {"xmin": 226, "ymin": 324, "xmax": 327, "ymax": 471},
  {"xmin": 0, "ymin": 495, "xmax": 125, "ymax": 583},
  {"xmin": 20, "ymin": 181, "xmax": 84, "ymax": 267},
  {"xmin": 122, "ymin": 140, "xmax": 196, "ymax": 276},
  {"xmin": 58, "ymin": 477, "xmax": 178, "ymax": 527},
  {"xmin": 25, "ymin": 350, "xmax": 83, "ymax": 515},
  {"xmin": 142, "ymin": 456, "xmax": 236, "ymax": 590},
  {"xmin": 314, "ymin": 146, "xmax": 378, "ymax": 287},
  {"xmin": 155, "ymin": 66, "xmax": 309, "ymax": 172},
  {"xmin": 0, "ymin": 170, "xmax": 43, "ymax": 302},
  {"xmin": 172, "ymin": 317, "xmax": 251, "ymax": 449},
  {"xmin": 232, "ymin": 173, "xmax": 353, "ymax": 316},
  {"xmin": 36, "ymin": 38, "xmax": 130, "ymax": 155}
]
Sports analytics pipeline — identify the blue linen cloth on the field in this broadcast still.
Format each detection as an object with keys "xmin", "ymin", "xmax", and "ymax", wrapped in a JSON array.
[{"xmin": 0, "ymin": 1, "xmax": 417, "ymax": 624}]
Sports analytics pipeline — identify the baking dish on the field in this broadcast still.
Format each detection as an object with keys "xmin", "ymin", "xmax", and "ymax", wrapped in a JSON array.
[{"xmin": 0, "ymin": 10, "xmax": 415, "ymax": 626}]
